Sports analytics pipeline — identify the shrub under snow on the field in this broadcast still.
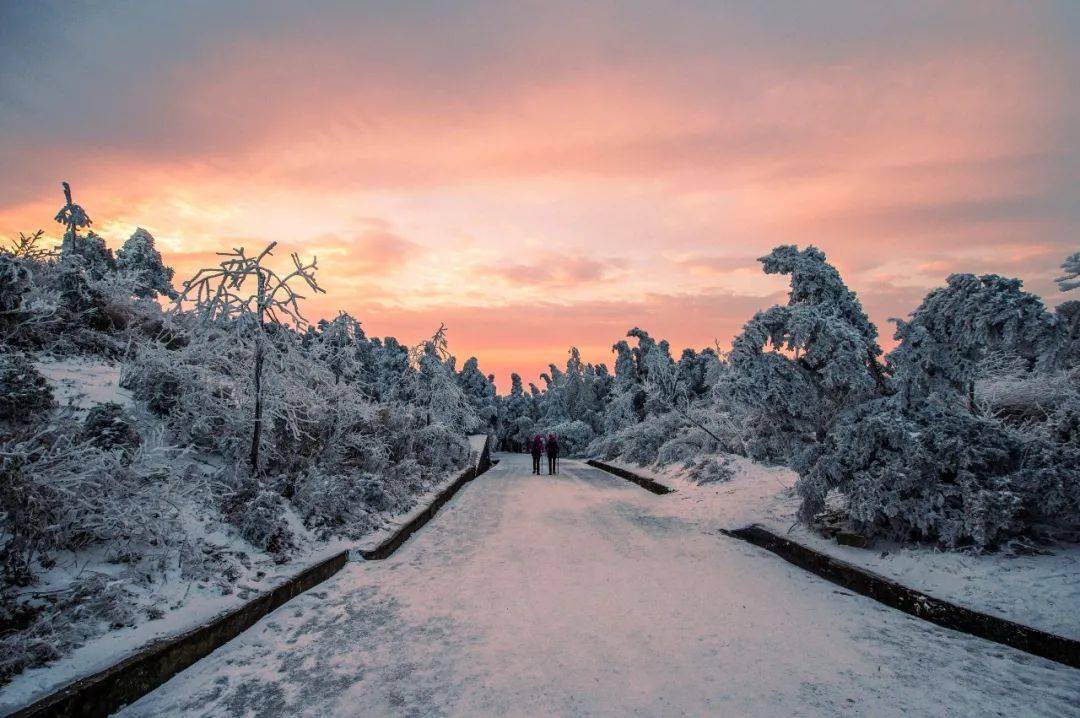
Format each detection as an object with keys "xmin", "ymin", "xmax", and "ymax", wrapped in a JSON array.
[
  {"xmin": 81, "ymin": 402, "xmax": 142, "ymax": 454},
  {"xmin": 0, "ymin": 353, "xmax": 55, "ymax": 424},
  {"xmin": 801, "ymin": 396, "xmax": 1080, "ymax": 548}
]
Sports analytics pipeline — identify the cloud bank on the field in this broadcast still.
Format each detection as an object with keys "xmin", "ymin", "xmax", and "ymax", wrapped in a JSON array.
[{"xmin": 1, "ymin": 1, "xmax": 1076, "ymax": 386}]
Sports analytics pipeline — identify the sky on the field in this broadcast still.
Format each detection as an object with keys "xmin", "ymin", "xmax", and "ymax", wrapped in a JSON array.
[{"xmin": 1, "ymin": 1, "xmax": 1077, "ymax": 389}]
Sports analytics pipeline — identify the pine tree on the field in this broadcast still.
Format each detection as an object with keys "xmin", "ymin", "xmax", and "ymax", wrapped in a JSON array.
[
  {"xmin": 407, "ymin": 324, "xmax": 478, "ymax": 431},
  {"xmin": 1057, "ymin": 251, "xmax": 1080, "ymax": 292},
  {"xmin": 797, "ymin": 272, "xmax": 1078, "ymax": 548},
  {"xmin": 116, "ymin": 228, "xmax": 177, "ymax": 299},
  {"xmin": 457, "ymin": 356, "xmax": 498, "ymax": 432},
  {"xmin": 889, "ymin": 273, "xmax": 1062, "ymax": 409},
  {"xmin": 500, "ymin": 373, "xmax": 534, "ymax": 450},
  {"xmin": 54, "ymin": 182, "xmax": 91, "ymax": 260},
  {"xmin": 721, "ymin": 245, "xmax": 887, "ymax": 460}
]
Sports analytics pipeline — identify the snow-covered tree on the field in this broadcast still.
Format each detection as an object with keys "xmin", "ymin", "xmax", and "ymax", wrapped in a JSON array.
[
  {"xmin": 499, "ymin": 373, "xmax": 534, "ymax": 450},
  {"xmin": 525, "ymin": 347, "xmax": 617, "ymax": 442},
  {"xmin": 116, "ymin": 228, "xmax": 176, "ymax": 299},
  {"xmin": 54, "ymin": 182, "xmax": 91, "ymax": 259},
  {"xmin": 371, "ymin": 336, "xmax": 411, "ymax": 400},
  {"xmin": 602, "ymin": 338, "xmax": 645, "ymax": 432},
  {"xmin": 5, "ymin": 230, "xmax": 53, "ymax": 261},
  {"xmin": 1057, "ymin": 301, "xmax": 1080, "ymax": 368},
  {"xmin": 797, "ymin": 272, "xmax": 1079, "ymax": 549},
  {"xmin": 0, "ymin": 353, "xmax": 55, "ymax": 425},
  {"xmin": 1057, "ymin": 251, "xmax": 1080, "ymax": 292},
  {"xmin": 457, "ymin": 357, "xmax": 498, "ymax": 433},
  {"xmin": 0, "ymin": 247, "xmax": 32, "ymax": 318},
  {"xmin": 175, "ymin": 242, "xmax": 323, "ymax": 472},
  {"xmin": 71, "ymin": 231, "xmax": 115, "ymax": 280},
  {"xmin": 406, "ymin": 324, "xmax": 479, "ymax": 432},
  {"xmin": 720, "ymin": 245, "xmax": 887, "ymax": 461},
  {"xmin": 888, "ymin": 273, "xmax": 1062, "ymax": 408},
  {"xmin": 307, "ymin": 312, "xmax": 368, "ymax": 385}
]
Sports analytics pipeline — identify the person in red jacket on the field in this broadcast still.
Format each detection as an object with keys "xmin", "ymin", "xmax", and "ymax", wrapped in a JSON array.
[
  {"xmin": 530, "ymin": 434, "xmax": 545, "ymax": 475},
  {"xmin": 546, "ymin": 433, "xmax": 560, "ymax": 475}
]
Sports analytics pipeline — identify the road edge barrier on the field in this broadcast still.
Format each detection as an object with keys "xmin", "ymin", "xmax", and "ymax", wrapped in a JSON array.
[
  {"xmin": 721, "ymin": 523, "xmax": 1080, "ymax": 670},
  {"xmin": 586, "ymin": 459, "xmax": 674, "ymax": 495}
]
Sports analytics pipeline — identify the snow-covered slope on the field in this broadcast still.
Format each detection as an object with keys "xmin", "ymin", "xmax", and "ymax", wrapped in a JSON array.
[{"xmin": 0, "ymin": 360, "xmax": 480, "ymax": 712}]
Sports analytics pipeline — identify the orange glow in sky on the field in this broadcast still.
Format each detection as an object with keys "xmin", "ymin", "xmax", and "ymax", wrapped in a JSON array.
[{"xmin": 1, "ymin": 2, "xmax": 1077, "ymax": 388}]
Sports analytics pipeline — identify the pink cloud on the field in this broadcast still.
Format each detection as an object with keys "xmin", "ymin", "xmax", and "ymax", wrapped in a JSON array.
[{"xmin": 1, "ymin": 2, "xmax": 1075, "ymax": 387}]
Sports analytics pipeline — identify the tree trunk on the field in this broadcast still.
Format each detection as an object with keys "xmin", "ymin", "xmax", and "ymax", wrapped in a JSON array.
[
  {"xmin": 250, "ymin": 271, "xmax": 267, "ymax": 474},
  {"xmin": 867, "ymin": 348, "xmax": 892, "ymax": 396},
  {"xmin": 250, "ymin": 339, "xmax": 264, "ymax": 473}
]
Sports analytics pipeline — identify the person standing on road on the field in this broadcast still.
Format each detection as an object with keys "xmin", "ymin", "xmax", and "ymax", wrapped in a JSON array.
[
  {"xmin": 531, "ymin": 433, "xmax": 545, "ymax": 475},
  {"xmin": 546, "ymin": 433, "xmax": 559, "ymax": 475}
]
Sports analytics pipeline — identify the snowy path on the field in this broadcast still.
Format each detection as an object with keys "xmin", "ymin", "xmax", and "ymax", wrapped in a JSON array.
[{"xmin": 120, "ymin": 455, "xmax": 1079, "ymax": 717}]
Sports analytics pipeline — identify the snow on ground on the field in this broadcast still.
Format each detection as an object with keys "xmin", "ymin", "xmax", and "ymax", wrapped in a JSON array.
[
  {"xmin": 1, "ymin": 461, "xmax": 474, "ymax": 714},
  {"xmin": 34, "ymin": 356, "xmax": 133, "ymax": 411},
  {"xmin": 610, "ymin": 455, "xmax": 1080, "ymax": 640},
  {"xmin": 0, "ymin": 501, "xmax": 336, "ymax": 714},
  {"xmin": 121, "ymin": 454, "xmax": 1079, "ymax": 717}
]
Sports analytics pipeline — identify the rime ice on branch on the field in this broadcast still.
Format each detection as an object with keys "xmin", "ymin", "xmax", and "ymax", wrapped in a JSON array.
[
  {"xmin": 54, "ymin": 181, "xmax": 92, "ymax": 258},
  {"xmin": 175, "ymin": 242, "xmax": 324, "ymax": 472}
]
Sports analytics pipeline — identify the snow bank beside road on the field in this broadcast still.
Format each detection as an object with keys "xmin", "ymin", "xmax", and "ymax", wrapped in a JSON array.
[
  {"xmin": 0, "ymin": 457, "xmax": 482, "ymax": 715},
  {"xmin": 609, "ymin": 454, "xmax": 1080, "ymax": 640}
]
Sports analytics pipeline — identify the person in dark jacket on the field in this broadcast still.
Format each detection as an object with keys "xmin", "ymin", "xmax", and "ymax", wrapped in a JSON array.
[
  {"xmin": 530, "ymin": 434, "xmax": 545, "ymax": 475},
  {"xmin": 546, "ymin": 433, "xmax": 559, "ymax": 475}
]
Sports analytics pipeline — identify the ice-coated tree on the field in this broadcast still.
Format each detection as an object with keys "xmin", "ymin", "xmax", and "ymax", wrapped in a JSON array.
[
  {"xmin": 1055, "ymin": 254, "xmax": 1080, "ymax": 366},
  {"xmin": 307, "ymin": 311, "xmax": 368, "ymax": 385},
  {"xmin": 797, "ymin": 272, "xmax": 1079, "ymax": 549},
  {"xmin": 0, "ymin": 247, "xmax": 32, "ymax": 317},
  {"xmin": 524, "ymin": 347, "xmax": 617, "ymax": 442},
  {"xmin": 52, "ymin": 184, "xmax": 118, "ymax": 320},
  {"xmin": 1057, "ymin": 251, "xmax": 1080, "ymax": 292},
  {"xmin": 72, "ymin": 231, "xmax": 116, "ymax": 280},
  {"xmin": 175, "ymin": 242, "xmax": 323, "ymax": 472},
  {"xmin": 116, "ymin": 228, "xmax": 177, "ymax": 299},
  {"xmin": 372, "ymin": 336, "xmax": 411, "ymax": 400},
  {"xmin": 499, "ymin": 373, "xmax": 534, "ymax": 449},
  {"xmin": 888, "ymin": 273, "xmax": 1062, "ymax": 408},
  {"xmin": 54, "ymin": 182, "xmax": 92, "ymax": 259},
  {"xmin": 0, "ymin": 352, "xmax": 55, "ymax": 425},
  {"xmin": 407, "ymin": 324, "xmax": 478, "ymax": 431},
  {"xmin": 457, "ymin": 356, "xmax": 498, "ymax": 432},
  {"xmin": 797, "ymin": 391, "xmax": 1080, "ymax": 548},
  {"xmin": 602, "ymin": 338, "xmax": 645, "ymax": 432},
  {"xmin": 5, "ymin": 230, "xmax": 52, "ymax": 261},
  {"xmin": 1058, "ymin": 301, "xmax": 1080, "ymax": 367},
  {"xmin": 579, "ymin": 360, "xmax": 613, "ymax": 430},
  {"xmin": 721, "ymin": 245, "xmax": 887, "ymax": 461}
]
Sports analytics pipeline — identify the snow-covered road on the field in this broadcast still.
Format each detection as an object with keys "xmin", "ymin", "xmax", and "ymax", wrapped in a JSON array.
[{"xmin": 120, "ymin": 455, "xmax": 1079, "ymax": 717}]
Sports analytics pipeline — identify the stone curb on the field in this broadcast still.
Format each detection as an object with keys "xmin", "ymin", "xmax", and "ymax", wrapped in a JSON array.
[
  {"xmin": 586, "ymin": 459, "xmax": 675, "ymax": 495},
  {"xmin": 721, "ymin": 523, "xmax": 1080, "ymax": 670}
]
